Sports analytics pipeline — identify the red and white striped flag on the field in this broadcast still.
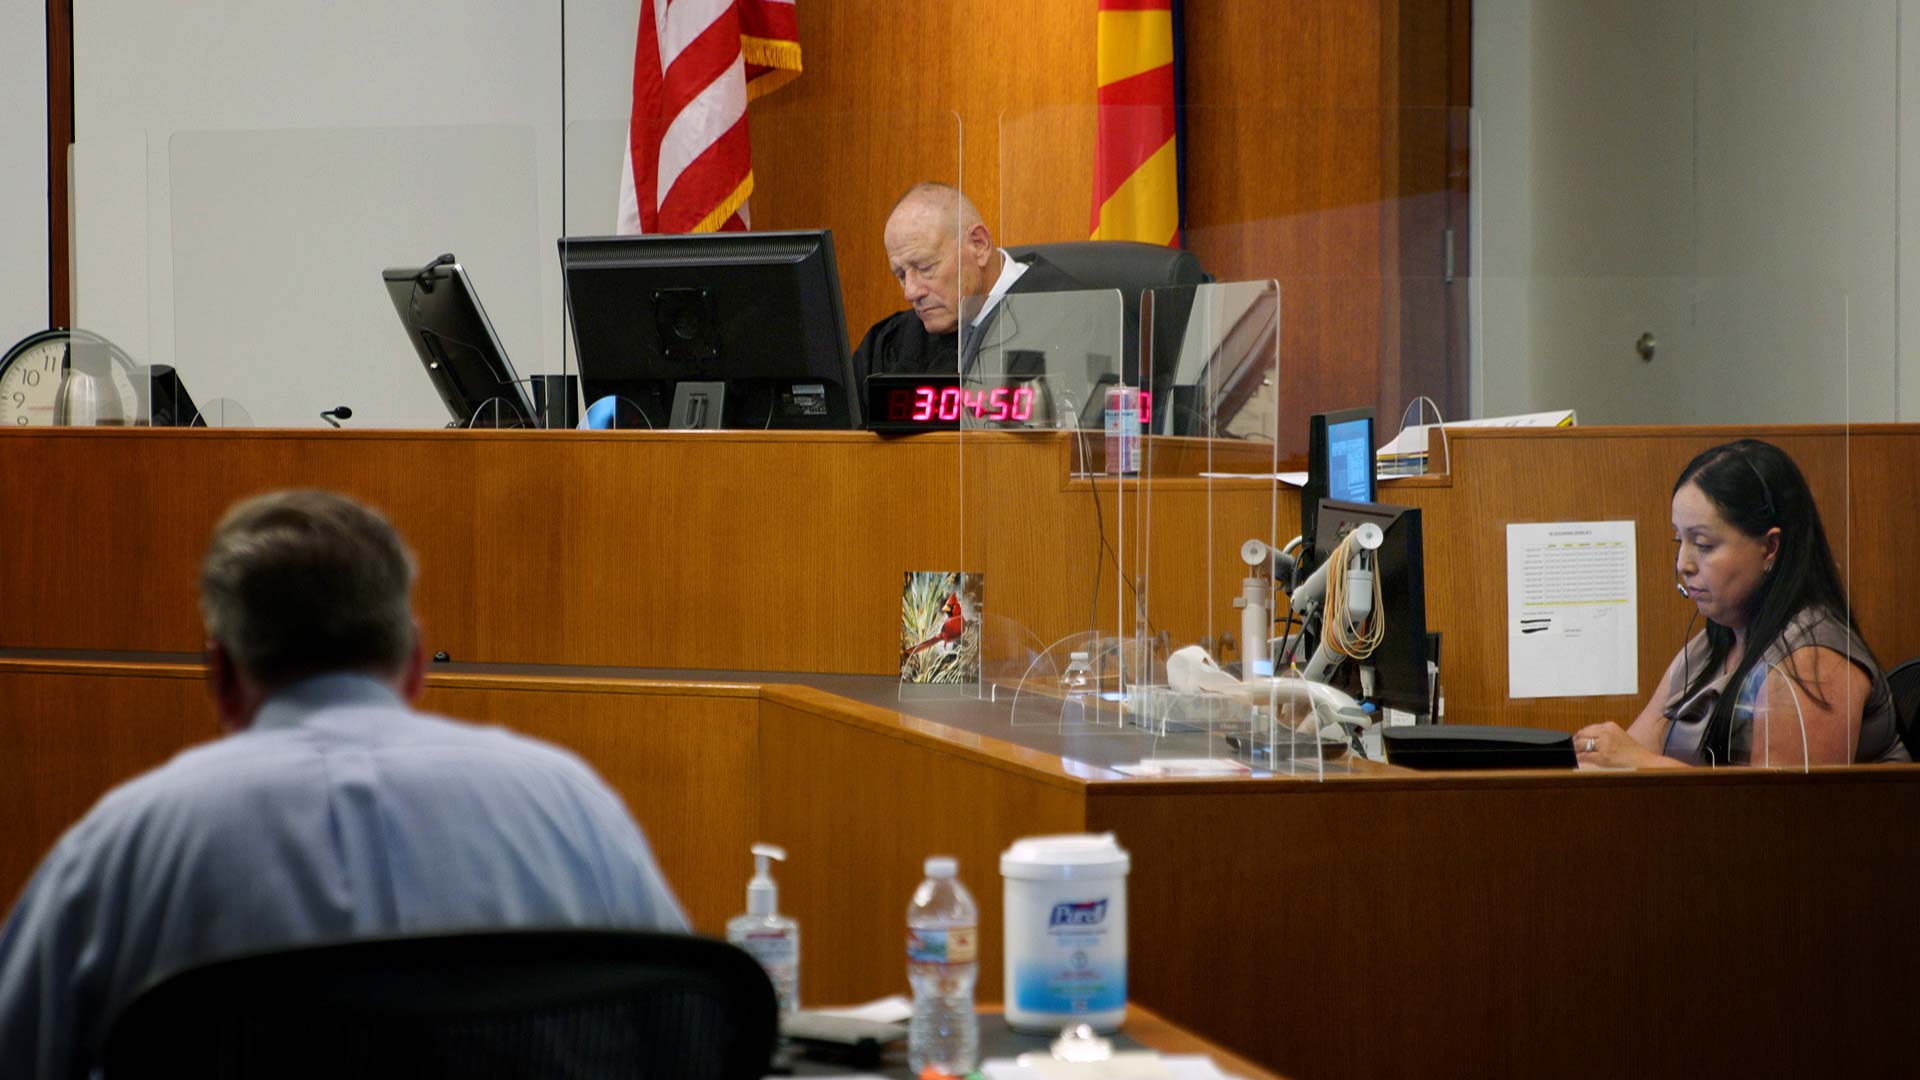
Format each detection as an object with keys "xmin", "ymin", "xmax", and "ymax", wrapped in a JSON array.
[{"xmin": 617, "ymin": 0, "xmax": 802, "ymax": 234}]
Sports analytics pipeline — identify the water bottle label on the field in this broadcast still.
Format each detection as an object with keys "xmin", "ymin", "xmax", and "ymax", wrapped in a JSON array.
[{"xmin": 907, "ymin": 925, "xmax": 977, "ymax": 964}]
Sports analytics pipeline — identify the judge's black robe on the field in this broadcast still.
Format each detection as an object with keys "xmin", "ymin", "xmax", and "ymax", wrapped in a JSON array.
[{"xmin": 851, "ymin": 252, "xmax": 1083, "ymax": 386}]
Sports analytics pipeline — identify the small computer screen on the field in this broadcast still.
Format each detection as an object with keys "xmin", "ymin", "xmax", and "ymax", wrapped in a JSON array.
[
  {"xmin": 382, "ymin": 260, "xmax": 536, "ymax": 428},
  {"xmin": 1325, "ymin": 414, "xmax": 1376, "ymax": 504},
  {"xmin": 1301, "ymin": 407, "xmax": 1375, "ymax": 562}
]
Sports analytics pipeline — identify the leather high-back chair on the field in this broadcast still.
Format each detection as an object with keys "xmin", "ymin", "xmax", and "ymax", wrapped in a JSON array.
[
  {"xmin": 1887, "ymin": 656, "xmax": 1920, "ymax": 760},
  {"xmin": 1007, "ymin": 241, "xmax": 1213, "ymax": 431},
  {"xmin": 102, "ymin": 930, "xmax": 777, "ymax": 1080}
]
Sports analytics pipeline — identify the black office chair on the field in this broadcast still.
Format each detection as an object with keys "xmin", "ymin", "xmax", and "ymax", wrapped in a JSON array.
[
  {"xmin": 1886, "ymin": 656, "xmax": 1920, "ymax": 760},
  {"xmin": 1006, "ymin": 240, "xmax": 1211, "ymax": 299},
  {"xmin": 1006, "ymin": 241, "xmax": 1213, "ymax": 431},
  {"xmin": 101, "ymin": 930, "xmax": 778, "ymax": 1080}
]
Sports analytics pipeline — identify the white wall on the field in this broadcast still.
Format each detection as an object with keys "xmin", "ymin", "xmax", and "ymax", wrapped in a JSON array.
[
  {"xmin": 1, "ymin": 0, "xmax": 49, "ymax": 352},
  {"xmin": 72, "ymin": 1, "xmax": 641, "ymax": 426},
  {"xmin": 1473, "ymin": 0, "xmax": 1904, "ymax": 425}
]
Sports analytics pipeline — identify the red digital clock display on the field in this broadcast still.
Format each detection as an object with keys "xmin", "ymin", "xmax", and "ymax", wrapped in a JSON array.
[
  {"xmin": 886, "ymin": 385, "xmax": 1036, "ymax": 423},
  {"xmin": 864, "ymin": 374, "xmax": 1151, "ymax": 432}
]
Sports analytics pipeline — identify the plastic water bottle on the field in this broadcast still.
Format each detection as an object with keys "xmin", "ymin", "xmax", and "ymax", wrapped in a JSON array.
[
  {"xmin": 1059, "ymin": 650, "xmax": 1094, "ymax": 724},
  {"xmin": 907, "ymin": 856, "xmax": 979, "ymax": 1077},
  {"xmin": 1103, "ymin": 386, "xmax": 1140, "ymax": 476}
]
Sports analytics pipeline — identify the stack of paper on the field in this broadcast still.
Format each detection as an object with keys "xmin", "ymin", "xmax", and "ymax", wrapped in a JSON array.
[{"xmin": 1376, "ymin": 409, "xmax": 1575, "ymax": 475}]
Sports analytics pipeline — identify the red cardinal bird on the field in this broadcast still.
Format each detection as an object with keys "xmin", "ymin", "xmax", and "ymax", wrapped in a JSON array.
[{"xmin": 906, "ymin": 593, "xmax": 967, "ymax": 656}]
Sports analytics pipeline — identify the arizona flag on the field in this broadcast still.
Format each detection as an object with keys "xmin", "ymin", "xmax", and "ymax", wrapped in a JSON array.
[
  {"xmin": 618, "ymin": 0, "xmax": 802, "ymax": 234},
  {"xmin": 1090, "ymin": 0, "xmax": 1183, "ymax": 246}
]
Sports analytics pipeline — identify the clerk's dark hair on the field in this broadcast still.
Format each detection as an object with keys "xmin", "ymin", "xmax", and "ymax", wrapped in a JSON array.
[
  {"xmin": 200, "ymin": 489, "xmax": 418, "ymax": 689},
  {"xmin": 1674, "ymin": 440, "xmax": 1866, "ymax": 760}
]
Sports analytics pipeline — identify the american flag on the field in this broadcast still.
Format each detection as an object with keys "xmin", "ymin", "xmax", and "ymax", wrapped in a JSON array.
[{"xmin": 618, "ymin": 0, "xmax": 801, "ymax": 234}]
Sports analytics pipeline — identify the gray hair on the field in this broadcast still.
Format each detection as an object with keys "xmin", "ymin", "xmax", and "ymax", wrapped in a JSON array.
[{"xmin": 199, "ymin": 489, "xmax": 418, "ymax": 688}]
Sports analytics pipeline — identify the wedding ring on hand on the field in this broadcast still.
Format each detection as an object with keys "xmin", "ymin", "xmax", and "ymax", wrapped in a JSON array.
[{"xmin": 1582, "ymin": 737, "xmax": 1597, "ymax": 753}]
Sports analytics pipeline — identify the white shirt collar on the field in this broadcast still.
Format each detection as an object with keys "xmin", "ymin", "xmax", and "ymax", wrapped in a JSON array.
[{"xmin": 969, "ymin": 249, "xmax": 1030, "ymax": 327}]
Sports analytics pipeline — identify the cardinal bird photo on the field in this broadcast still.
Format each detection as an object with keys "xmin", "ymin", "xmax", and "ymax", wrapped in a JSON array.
[{"xmin": 899, "ymin": 570, "xmax": 983, "ymax": 683}]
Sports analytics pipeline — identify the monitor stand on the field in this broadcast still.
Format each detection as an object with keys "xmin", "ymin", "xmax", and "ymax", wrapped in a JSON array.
[{"xmin": 669, "ymin": 381, "xmax": 726, "ymax": 429}]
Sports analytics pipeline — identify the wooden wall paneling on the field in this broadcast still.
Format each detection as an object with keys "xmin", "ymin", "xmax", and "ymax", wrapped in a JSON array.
[
  {"xmin": 0, "ymin": 662, "xmax": 216, "ymax": 905},
  {"xmin": 753, "ymin": 686, "xmax": 1087, "ymax": 1007},
  {"xmin": 1090, "ymin": 768, "xmax": 1920, "ymax": 1080},
  {"xmin": 415, "ymin": 676, "xmax": 761, "ymax": 936},
  {"xmin": 1839, "ymin": 427, "xmax": 1920, "ymax": 666},
  {"xmin": 0, "ymin": 428, "xmax": 1280, "ymax": 675},
  {"xmin": 1422, "ymin": 426, "xmax": 1920, "ymax": 732},
  {"xmin": 752, "ymin": 0, "xmax": 1098, "ymax": 342},
  {"xmin": 47, "ymin": 0, "xmax": 72, "ymax": 326}
]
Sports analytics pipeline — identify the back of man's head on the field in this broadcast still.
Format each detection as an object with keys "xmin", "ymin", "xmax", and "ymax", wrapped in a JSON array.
[{"xmin": 200, "ymin": 489, "xmax": 417, "ymax": 690}]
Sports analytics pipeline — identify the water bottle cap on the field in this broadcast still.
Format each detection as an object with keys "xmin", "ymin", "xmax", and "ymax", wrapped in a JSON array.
[{"xmin": 924, "ymin": 855, "xmax": 958, "ymax": 879}]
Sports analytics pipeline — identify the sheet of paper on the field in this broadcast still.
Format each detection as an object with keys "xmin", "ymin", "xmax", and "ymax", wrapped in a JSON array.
[
  {"xmin": 1113, "ymin": 758, "xmax": 1252, "ymax": 777},
  {"xmin": 1376, "ymin": 408, "xmax": 1576, "ymax": 459},
  {"xmin": 809, "ymin": 994, "xmax": 913, "ymax": 1023},
  {"xmin": 1506, "ymin": 521, "xmax": 1638, "ymax": 698},
  {"xmin": 983, "ymin": 1054, "xmax": 1233, "ymax": 1080},
  {"xmin": 1197, "ymin": 470, "xmax": 1393, "ymax": 486}
]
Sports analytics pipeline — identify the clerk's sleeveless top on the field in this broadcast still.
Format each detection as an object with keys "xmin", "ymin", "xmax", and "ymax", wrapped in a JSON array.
[{"xmin": 1661, "ymin": 608, "xmax": 1908, "ymax": 765}]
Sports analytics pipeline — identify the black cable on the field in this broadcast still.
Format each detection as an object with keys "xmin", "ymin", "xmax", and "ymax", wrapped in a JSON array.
[{"xmin": 1080, "ymin": 440, "xmax": 1150, "ymax": 641}]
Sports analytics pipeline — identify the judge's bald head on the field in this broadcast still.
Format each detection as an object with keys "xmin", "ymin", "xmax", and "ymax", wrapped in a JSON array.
[{"xmin": 883, "ymin": 183, "xmax": 1001, "ymax": 335}]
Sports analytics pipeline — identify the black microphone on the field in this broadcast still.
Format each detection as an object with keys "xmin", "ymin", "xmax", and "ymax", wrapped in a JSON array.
[
  {"xmin": 415, "ymin": 253, "xmax": 456, "ymax": 293},
  {"xmin": 320, "ymin": 405, "xmax": 353, "ymax": 428}
]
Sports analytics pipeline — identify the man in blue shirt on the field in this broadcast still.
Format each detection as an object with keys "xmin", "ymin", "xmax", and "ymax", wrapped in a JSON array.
[{"xmin": 0, "ymin": 490, "xmax": 687, "ymax": 1078}]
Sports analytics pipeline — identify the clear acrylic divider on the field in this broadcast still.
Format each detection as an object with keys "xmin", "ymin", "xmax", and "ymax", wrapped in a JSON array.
[
  {"xmin": 67, "ymin": 134, "xmax": 154, "ymax": 428},
  {"xmin": 1132, "ymin": 279, "xmax": 1341, "ymax": 776},
  {"xmin": 960, "ymin": 287, "xmax": 1130, "ymax": 721},
  {"xmin": 1462, "ymin": 273, "xmax": 1863, "ymax": 776},
  {"xmin": 168, "ymin": 126, "xmax": 545, "ymax": 429}
]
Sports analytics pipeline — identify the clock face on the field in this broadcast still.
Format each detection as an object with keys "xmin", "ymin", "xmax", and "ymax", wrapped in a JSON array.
[
  {"xmin": 0, "ymin": 331, "xmax": 143, "ymax": 427},
  {"xmin": 0, "ymin": 336, "xmax": 66, "ymax": 427}
]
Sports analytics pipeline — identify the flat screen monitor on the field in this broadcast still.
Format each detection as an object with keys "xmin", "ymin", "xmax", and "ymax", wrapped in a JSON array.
[
  {"xmin": 1312, "ymin": 498, "xmax": 1430, "ymax": 717},
  {"xmin": 382, "ymin": 259, "xmax": 537, "ymax": 428},
  {"xmin": 1300, "ymin": 408, "xmax": 1375, "ymax": 565},
  {"xmin": 559, "ymin": 230, "xmax": 860, "ymax": 430}
]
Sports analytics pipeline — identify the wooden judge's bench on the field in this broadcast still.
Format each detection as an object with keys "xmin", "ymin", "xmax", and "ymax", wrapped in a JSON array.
[{"xmin": 2, "ymin": 423, "xmax": 1917, "ymax": 1079}]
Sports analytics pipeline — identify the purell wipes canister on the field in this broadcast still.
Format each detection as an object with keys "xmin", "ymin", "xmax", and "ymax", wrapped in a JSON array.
[{"xmin": 1000, "ymin": 833, "xmax": 1130, "ymax": 1032}]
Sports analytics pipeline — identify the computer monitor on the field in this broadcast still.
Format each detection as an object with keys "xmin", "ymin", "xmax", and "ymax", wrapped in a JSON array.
[
  {"xmin": 559, "ymin": 230, "xmax": 860, "ymax": 430},
  {"xmin": 1310, "ymin": 497, "xmax": 1430, "ymax": 717},
  {"xmin": 382, "ymin": 259, "xmax": 537, "ymax": 428},
  {"xmin": 1300, "ymin": 408, "xmax": 1375, "ymax": 565}
]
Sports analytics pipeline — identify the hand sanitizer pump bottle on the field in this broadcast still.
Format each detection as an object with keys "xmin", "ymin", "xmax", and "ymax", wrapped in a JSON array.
[{"xmin": 727, "ymin": 843, "xmax": 799, "ymax": 1013}]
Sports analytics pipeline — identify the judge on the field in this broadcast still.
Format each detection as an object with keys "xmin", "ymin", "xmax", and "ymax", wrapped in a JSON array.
[{"xmin": 852, "ymin": 182, "xmax": 1082, "ymax": 385}]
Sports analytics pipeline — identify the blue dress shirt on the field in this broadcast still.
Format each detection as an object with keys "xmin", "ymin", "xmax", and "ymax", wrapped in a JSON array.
[{"xmin": 0, "ymin": 674, "xmax": 688, "ymax": 1079}]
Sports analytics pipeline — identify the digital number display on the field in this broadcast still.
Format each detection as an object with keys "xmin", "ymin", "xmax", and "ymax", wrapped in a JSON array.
[
  {"xmin": 884, "ymin": 385, "xmax": 1035, "ymax": 423},
  {"xmin": 864, "ymin": 374, "xmax": 1150, "ymax": 433}
]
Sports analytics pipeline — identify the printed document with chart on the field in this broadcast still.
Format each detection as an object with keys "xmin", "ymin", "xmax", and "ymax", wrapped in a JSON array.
[{"xmin": 1506, "ymin": 522, "xmax": 1637, "ymax": 698}]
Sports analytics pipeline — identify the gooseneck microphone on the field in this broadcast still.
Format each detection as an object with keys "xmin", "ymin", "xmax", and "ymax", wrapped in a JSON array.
[
  {"xmin": 320, "ymin": 405, "xmax": 353, "ymax": 428},
  {"xmin": 414, "ymin": 253, "xmax": 456, "ymax": 293}
]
